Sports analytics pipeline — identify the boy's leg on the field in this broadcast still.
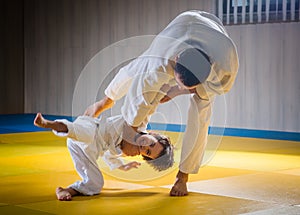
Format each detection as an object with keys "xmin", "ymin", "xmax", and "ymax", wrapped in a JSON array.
[
  {"xmin": 65, "ymin": 138, "xmax": 104, "ymax": 198},
  {"xmin": 56, "ymin": 187, "xmax": 79, "ymax": 201},
  {"xmin": 34, "ymin": 113, "xmax": 68, "ymax": 132},
  {"xmin": 56, "ymin": 138, "xmax": 103, "ymax": 201},
  {"xmin": 53, "ymin": 116, "xmax": 98, "ymax": 143}
]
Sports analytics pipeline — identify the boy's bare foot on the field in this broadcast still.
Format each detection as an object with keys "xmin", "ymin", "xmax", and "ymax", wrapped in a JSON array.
[
  {"xmin": 56, "ymin": 187, "xmax": 79, "ymax": 201},
  {"xmin": 34, "ymin": 113, "xmax": 47, "ymax": 128},
  {"xmin": 34, "ymin": 113, "xmax": 68, "ymax": 132}
]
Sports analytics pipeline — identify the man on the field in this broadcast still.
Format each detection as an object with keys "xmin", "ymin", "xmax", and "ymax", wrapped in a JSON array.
[{"xmin": 85, "ymin": 10, "xmax": 239, "ymax": 196}]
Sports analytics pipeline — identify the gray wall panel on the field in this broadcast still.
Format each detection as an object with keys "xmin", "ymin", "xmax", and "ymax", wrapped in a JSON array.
[
  {"xmin": 23, "ymin": 0, "xmax": 215, "ymax": 116},
  {"xmin": 0, "ymin": 0, "xmax": 24, "ymax": 114},
  {"xmin": 224, "ymin": 23, "xmax": 300, "ymax": 132},
  {"xmin": 5, "ymin": 0, "xmax": 297, "ymax": 132}
]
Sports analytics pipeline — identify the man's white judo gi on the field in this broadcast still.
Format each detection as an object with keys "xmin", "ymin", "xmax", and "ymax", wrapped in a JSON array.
[
  {"xmin": 104, "ymin": 11, "xmax": 239, "ymax": 174},
  {"xmin": 53, "ymin": 115, "xmax": 126, "ymax": 195}
]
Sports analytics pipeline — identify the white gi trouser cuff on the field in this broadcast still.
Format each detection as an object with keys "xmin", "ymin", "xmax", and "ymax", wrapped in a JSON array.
[{"xmin": 52, "ymin": 116, "xmax": 98, "ymax": 144}]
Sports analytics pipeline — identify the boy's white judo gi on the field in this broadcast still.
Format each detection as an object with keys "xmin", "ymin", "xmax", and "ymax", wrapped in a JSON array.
[
  {"xmin": 53, "ymin": 115, "xmax": 126, "ymax": 195},
  {"xmin": 104, "ymin": 10, "xmax": 239, "ymax": 174}
]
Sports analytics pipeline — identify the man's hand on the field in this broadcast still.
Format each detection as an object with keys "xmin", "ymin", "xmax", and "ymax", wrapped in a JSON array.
[
  {"xmin": 118, "ymin": 161, "xmax": 141, "ymax": 171},
  {"xmin": 160, "ymin": 86, "xmax": 191, "ymax": 103},
  {"xmin": 160, "ymin": 95, "xmax": 172, "ymax": 103},
  {"xmin": 83, "ymin": 96, "xmax": 114, "ymax": 118},
  {"xmin": 84, "ymin": 103, "xmax": 99, "ymax": 117}
]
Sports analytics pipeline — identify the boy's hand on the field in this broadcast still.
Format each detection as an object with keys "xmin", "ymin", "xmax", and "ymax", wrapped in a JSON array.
[{"xmin": 118, "ymin": 161, "xmax": 141, "ymax": 171}]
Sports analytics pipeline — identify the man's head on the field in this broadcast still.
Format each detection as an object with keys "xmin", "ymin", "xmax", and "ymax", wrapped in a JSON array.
[
  {"xmin": 174, "ymin": 48, "xmax": 211, "ymax": 89},
  {"xmin": 135, "ymin": 132, "xmax": 174, "ymax": 171}
]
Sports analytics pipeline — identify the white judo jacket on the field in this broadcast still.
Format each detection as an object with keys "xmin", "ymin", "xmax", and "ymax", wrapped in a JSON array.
[
  {"xmin": 105, "ymin": 10, "xmax": 239, "ymax": 174},
  {"xmin": 54, "ymin": 115, "xmax": 126, "ymax": 170}
]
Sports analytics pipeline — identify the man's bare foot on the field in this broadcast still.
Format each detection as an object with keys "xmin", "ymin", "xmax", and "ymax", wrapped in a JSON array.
[
  {"xmin": 170, "ymin": 171, "xmax": 188, "ymax": 196},
  {"xmin": 56, "ymin": 187, "xmax": 79, "ymax": 201},
  {"xmin": 34, "ymin": 113, "xmax": 48, "ymax": 128}
]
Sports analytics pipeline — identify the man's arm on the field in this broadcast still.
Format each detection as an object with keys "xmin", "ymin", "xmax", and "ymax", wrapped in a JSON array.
[
  {"xmin": 122, "ymin": 70, "xmax": 171, "ymax": 127},
  {"xmin": 160, "ymin": 85, "xmax": 195, "ymax": 103},
  {"xmin": 83, "ymin": 96, "xmax": 114, "ymax": 118}
]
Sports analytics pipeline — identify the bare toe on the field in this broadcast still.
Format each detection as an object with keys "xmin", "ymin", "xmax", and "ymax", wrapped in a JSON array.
[
  {"xmin": 170, "ymin": 181, "xmax": 188, "ymax": 197},
  {"xmin": 56, "ymin": 187, "xmax": 72, "ymax": 201}
]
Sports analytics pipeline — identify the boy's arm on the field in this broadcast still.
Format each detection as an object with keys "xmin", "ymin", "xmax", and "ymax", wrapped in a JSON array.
[
  {"xmin": 102, "ymin": 151, "xmax": 140, "ymax": 171},
  {"xmin": 118, "ymin": 161, "xmax": 141, "ymax": 171},
  {"xmin": 84, "ymin": 96, "xmax": 114, "ymax": 118},
  {"xmin": 102, "ymin": 150, "xmax": 124, "ymax": 170}
]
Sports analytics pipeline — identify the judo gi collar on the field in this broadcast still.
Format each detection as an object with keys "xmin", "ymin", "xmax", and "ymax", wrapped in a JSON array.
[{"xmin": 134, "ymin": 131, "xmax": 148, "ymax": 143}]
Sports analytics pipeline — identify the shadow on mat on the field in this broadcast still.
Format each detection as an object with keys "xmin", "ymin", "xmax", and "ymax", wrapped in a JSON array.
[
  {"xmin": 71, "ymin": 191, "xmax": 163, "ymax": 201},
  {"xmin": 70, "ymin": 190, "xmax": 212, "ymax": 201}
]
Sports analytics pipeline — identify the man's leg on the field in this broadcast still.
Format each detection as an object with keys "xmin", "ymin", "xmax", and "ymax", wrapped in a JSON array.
[
  {"xmin": 170, "ymin": 94, "xmax": 213, "ymax": 196},
  {"xmin": 34, "ymin": 113, "xmax": 68, "ymax": 132},
  {"xmin": 170, "ymin": 171, "xmax": 189, "ymax": 196}
]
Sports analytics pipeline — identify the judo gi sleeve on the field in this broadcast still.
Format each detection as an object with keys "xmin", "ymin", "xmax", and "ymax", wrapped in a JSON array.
[
  {"xmin": 121, "ymin": 70, "xmax": 172, "ymax": 127},
  {"xmin": 104, "ymin": 67, "xmax": 133, "ymax": 101},
  {"xmin": 102, "ymin": 150, "xmax": 125, "ymax": 170}
]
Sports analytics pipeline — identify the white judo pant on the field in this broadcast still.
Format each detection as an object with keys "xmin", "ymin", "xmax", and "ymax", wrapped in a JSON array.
[
  {"xmin": 179, "ymin": 93, "xmax": 214, "ymax": 174},
  {"xmin": 54, "ymin": 117, "xmax": 104, "ymax": 195},
  {"xmin": 66, "ymin": 139, "xmax": 104, "ymax": 195}
]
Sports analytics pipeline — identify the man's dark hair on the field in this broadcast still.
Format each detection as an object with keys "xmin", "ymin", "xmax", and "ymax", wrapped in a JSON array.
[
  {"xmin": 175, "ymin": 48, "xmax": 211, "ymax": 87},
  {"xmin": 141, "ymin": 132, "xmax": 174, "ymax": 172}
]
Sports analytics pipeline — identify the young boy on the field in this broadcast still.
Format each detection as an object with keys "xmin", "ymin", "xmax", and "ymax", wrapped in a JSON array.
[{"xmin": 34, "ymin": 113, "xmax": 174, "ymax": 201}]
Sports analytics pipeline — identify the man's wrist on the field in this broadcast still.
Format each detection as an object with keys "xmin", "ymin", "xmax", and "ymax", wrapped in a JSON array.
[{"xmin": 131, "ymin": 126, "xmax": 139, "ymax": 132}]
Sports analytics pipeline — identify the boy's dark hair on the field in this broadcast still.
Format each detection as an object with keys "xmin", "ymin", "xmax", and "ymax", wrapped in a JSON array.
[
  {"xmin": 175, "ymin": 48, "xmax": 211, "ymax": 87},
  {"xmin": 142, "ymin": 132, "xmax": 174, "ymax": 172}
]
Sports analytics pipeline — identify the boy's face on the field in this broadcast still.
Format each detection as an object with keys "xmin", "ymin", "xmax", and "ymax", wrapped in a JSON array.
[{"xmin": 135, "ymin": 134, "xmax": 164, "ymax": 160}]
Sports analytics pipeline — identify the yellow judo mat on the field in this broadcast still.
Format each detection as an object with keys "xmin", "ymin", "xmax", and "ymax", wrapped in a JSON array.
[{"xmin": 0, "ymin": 131, "xmax": 300, "ymax": 215}]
